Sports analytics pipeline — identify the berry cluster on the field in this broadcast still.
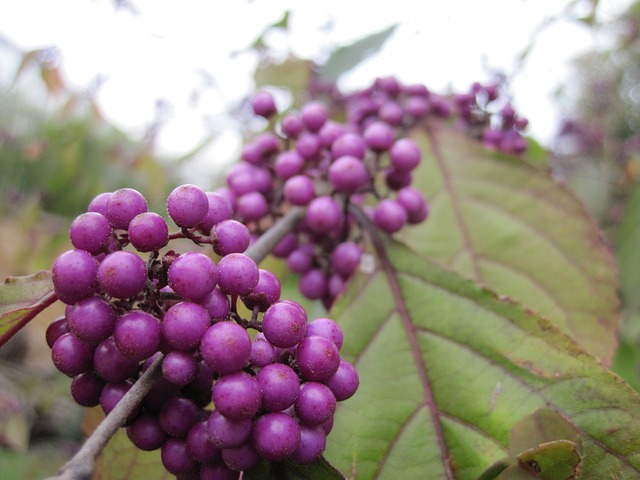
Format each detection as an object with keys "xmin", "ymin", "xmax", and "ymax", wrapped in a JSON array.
[
  {"xmin": 452, "ymin": 82, "xmax": 529, "ymax": 155},
  {"xmin": 47, "ymin": 185, "xmax": 359, "ymax": 478},
  {"xmin": 228, "ymin": 80, "xmax": 434, "ymax": 306}
]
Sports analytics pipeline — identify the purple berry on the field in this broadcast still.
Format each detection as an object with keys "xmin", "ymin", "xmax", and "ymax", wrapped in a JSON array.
[
  {"xmin": 330, "ymin": 241, "xmax": 362, "ymax": 279},
  {"xmin": 161, "ymin": 438, "xmax": 198, "ymax": 476},
  {"xmin": 207, "ymin": 410, "xmax": 252, "ymax": 449},
  {"xmin": 162, "ymin": 351, "xmax": 198, "ymax": 386},
  {"xmin": 162, "ymin": 302, "xmax": 211, "ymax": 352},
  {"xmin": 187, "ymin": 420, "xmax": 221, "ymax": 463},
  {"xmin": 46, "ymin": 316, "xmax": 70, "ymax": 349},
  {"xmin": 97, "ymin": 251, "xmax": 147, "ymax": 299},
  {"xmin": 397, "ymin": 186, "xmax": 429, "ymax": 224},
  {"xmin": 250, "ymin": 336, "xmax": 275, "ymax": 368},
  {"xmin": 274, "ymin": 150, "xmax": 305, "ymax": 180},
  {"xmin": 114, "ymin": 310, "xmax": 161, "ymax": 361},
  {"xmin": 51, "ymin": 333, "xmax": 93, "ymax": 376},
  {"xmin": 237, "ymin": 191, "xmax": 268, "ymax": 222},
  {"xmin": 389, "ymin": 138, "xmax": 421, "ymax": 172},
  {"xmin": 324, "ymin": 359, "xmax": 359, "ymax": 401},
  {"xmin": 384, "ymin": 167, "xmax": 412, "ymax": 190},
  {"xmin": 295, "ymin": 132, "xmax": 321, "ymax": 159},
  {"xmin": 159, "ymin": 397, "xmax": 199, "ymax": 438},
  {"xmin": 262, "ymin": 300, "xmax": 308, "ymax": 348},
  {"xmin": 105, "ymin": 188, "xmax": 148, "ymax": 230},
  {"xmin": 283, "ymin": 175, "xmax": 315, "ymax": 206},
  {"xmin": 52, "ymin": 249, "xmax": 99, "ymax": 305},
  {"xmin": 241, "ymin": 269, "xmax": 281, "ymax": 312},
  {"xmin": 66, "ymin": 295, "xmax": 116, "ymax": 344},
  {"xmin": 222, "ymin": 442, "xmax": 261, "ymax": 472},
  {"xmin": 301, "ymin": 102, "xmax": 329, "ymax": 132},
  {"xmin": 127, "ymin": 413, "xmax": 167, "ymax": 451},
  {"xmin": 199, "ymin": 287, "xmax": 230, "ymax": 321},
  {"xmin": 287, "ymin": 244, "xmax": 315, "ymax": 274},
  {"xmin": 168, "ymin": 252, "xmax": 217, "ymax": 302},
  {"xmin": 256, "ymin": 363, "xmax": 300, "ymax": 412},
  {"xmin": 280, "ymin": 112, "xmax": 305, "ymax": 138},
  {"xmin": 198, "ymin": 192, "xmax": 234, "ymax": 233},
  {"xmin": 306, "ymin": 318, "xmax": 344, "ymax": 350},
  {"xmin": 331, "ymin": 132, "xmax": 366, "ymax": 160},
  {"xmin": 211, "ymin": 220, "xmax": 251, "ymax": 256},
  {"xmin": 295, "ymin": 381, "xmax": 336, "ymax": 426},
  {"xmin": 374, "ymin": 198, "xmax": 408, "ymax": 234},
  {"xmin": 93, "ymin": 337, "xmax": 140, "ymax": 383},
  {"xmin": 200, "ymin": 321, "xmax": 251, "ymax": 374},
  {"xmin": 212, "ymin": 371, "xmax": 261, "ymax": 420},
  {"xmin": 252, "ymin": 412, "xmax": 300, "ymax": 461},
  {"xmin": 291, "ymin": 425, "xmax": 326, "ymax": 464},
  {"xmin": 87, "ymin": 192, "xmax": 112, "ymax": 216},
  {"xmin": 328, "ymin": 155, "xmax": 370, "ymax": 193},
  {"xmin": 363, "ymin": 121, "xmax": 394, "ymax": 151},
  {"xmin": 69, "ymin": 212, "xmax": 112, "ymax": 255},
  {"xmin": 299, "ymin": 268, "xmax": 328, "ymax": 300},
  {"xmin": 128, "ymin": 212, "xmax": 169, "ymax": 252},
  {"xmin": 167, "ymin": 184, "xmax": 209, "ymax": 228},
  {"xmin": 251, "ymin": 91, "xmax": 277, "ymax": 118},
  {"xmin": 305, "ymin": 196, "xmax": 342, "ymax": 234},
  {"xmin": 296, "ymin": 335, "xmax": 340, "ymax": 382},
  {"xmin": 216, "ymin": 253, "xmax": 259, "ymax": 296},
  {"xmin": 100, "ymin": 380, "xmax": 136, "ymax": 417}
]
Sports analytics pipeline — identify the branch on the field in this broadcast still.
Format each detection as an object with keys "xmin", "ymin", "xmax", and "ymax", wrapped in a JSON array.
[{"xmin": 45, "ymin": 206, "xmax": 306, "ymax": 480}]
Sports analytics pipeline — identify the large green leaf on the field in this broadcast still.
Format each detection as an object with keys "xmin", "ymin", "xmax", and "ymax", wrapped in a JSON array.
[
  {"xmin": 399, "ymin": 126, "xmax": 619, "ymax": 365},
  {"xmin": 324, "ymin": 237, "xmax": 640, "ymax": 479},
  {"xmin": 0, "ymin": 271, "xmax": 57, "ymax": 347},
  {"xmin": 616, "ymin": 182, "xmax": 640, "ymax": 310}
]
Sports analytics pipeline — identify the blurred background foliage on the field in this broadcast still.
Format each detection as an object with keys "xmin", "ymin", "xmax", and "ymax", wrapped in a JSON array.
[{"xmin": 4, "ymin": 0, "xmax": 640, "ymax": 478}]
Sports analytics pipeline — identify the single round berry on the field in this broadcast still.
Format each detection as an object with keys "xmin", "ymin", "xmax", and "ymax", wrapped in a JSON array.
[
  {"xmin": 198, "ymin": 192, "xmax": 234, "ymax": 234},
  {"xmin": 373, "ymin": 198, "xmax": 408, "ymax": 234},
  {"xmin": 252, "ymin": 412, "xmax": 300, "ymax": 461},
  {"xmin": 207, "ymin": 410, "xmax": 252, "ymax": 449},
  {"xmin": 46, "ymin": 316, "xmax": 70, "ymax": 349},
  {"xmin": 257, "ymin": 363, "xmax": 300, "ymax": 412},
  {"xmin": 159, "ymin": 397, "xmax": 199, "ymax": 438},
  {"xmin": 363, "ymin": 121, "xmax": 395, "ymax": 151},
  {"xmin": 389, "ymin": 138, "xmax": 421, "ymax": 172},
  {"xmin": 51, "ymin": 333, "xmax": 93, "ymax": 376},
  {"xmin": 162, "ymin": 302, "xmax": 211, "ymax": 352},
  {"xmin": 318, "ymin": 120, "xmax": 348, "ymax": 147},
  {"xmin": 287, "ymin": 244, "xmax": 315, "ymax": 274},
  {"xmin": 306, "ymin": 318, "xmax": 344, "ymax": 350},
  {"xmin": 212, "ymin": 371, "xmax": 261, "ymax": 420},
  {"xmin": 87, "ymin": 192, "xmax": 112, "ymax": 216},
  {"xmin": 324, "ymin": 358, "xmax": 359, "ymax": 401},
  {"xmin": 167, "ymin": 184, "xmax": 209, "ymax": 228},
  {"xmin": 305, "ymin": 196, "xmax": 342, "ymax": 234},
  {"xmin": 161, "ymin": 438, "xmax": 198, "ymax": 476},
  {"xmin": 291, "ymin": 425, "xmax": 327, "ymax": 465},
  {"xmin": 66, "ymin": 295, "xmax": 117, "ymax": 344},
  {"xmin": 211, "ymin": 220, "xmax": 251, "ymax": 256},
  {"xmin": 71, "ymin": 371, "xmax": 105, "ymax": 407},
  {"xmin": 105, "ymin": 187, "xmax": 148, "ymax": 230},
  {"xmin": 127, "ymin": 413, "xmax": 167, "ymax": 451},
  {"xmin": 52, "ymin": 249, "xmax": 99, "ymax": 305},
  {"xmin": 222, "ymin": 442, "xmax": 261, "ymax": 472},
  {"xmin": 301, "ymin": 101, "xmax": 329, "ymax": 132},
  {"xmin": 250, "ymin": 336, "xmax": 276, "ymax": 368},
  {"xmin": 262, "ymin": 300, "xmax": 308, "ymax": 348},
  {"xmin": 216, "ymin": 253, "xmax": 259, "ymax": 296},
  {"xmin": 379, "ymin": 101, "xmax": 404, "ymax": 126},
  {"xmin": 295, "ymin": 132, "xmax": 321, "ymax": 159},
  {"xmin": 162, "ymin": 351, "xmax": 198, "ymax": 386},
  {"xmin": 168, "ymin": 252, "xmax": 217, "ymax": 302},
  {"xmin": 200, "ymin": 321, "xmax": 251, "ymax": 374},
  {"xmin": 237, "ymin": 191, "xmax": 268, "ymax": 222},
  {"xmin": 397, "ymin": 186, "xmax": 429, "ymax": 224},
  {"xmin": 97, "ymin": 251, "xmax": 147, "ymax": 299},
  {"xmin": 280, "ymin": 112, "xmax": 305, "ymax": 138},
  {"xmin": 329, "ymin": 155, "xmax": 370, "ymax": 193},
  {"xmin": 93, "ymin": 337, "xmax": 140, "ymax": 383},
  {"xmin": 69, "ymin": 212, "xmax": 112, "ymax": 255},
  {"xmin": 114, "ymin": 310, "xmax": 161, "ymax": 361},
  {"xmin": 241, "ymin": 268, "xmax": 281, "ymax": 312},
  {"xmin": 331, "ymin": 132, "xmax": 366, "ymax": 160},
  {"xmin": 385, "ymin": 167, "xmax": 412, "ymax": 190},
  {"xmin": 295, "ymin": 381, "xmax": 337, "ymax": 426},
  {"xmin": 330, "ymin": 241, "xmax": 362, "ymax": 279},
  {"xmin": 200, "ymin": 287, "xmax": 230, "ymax": 321},
  {"xmin": 296, "ymin": 335, "xmax": 341, "ymax": 382},
  {"xmin": 128, "ymin": 212, "xmax": 169, "ymax": 252},
  {"xmin": 186, "ymin": 420, "xmax": 221, "ymax": 463},
  {"xmin": 100, "ymin": 380, "xmax": 136, "ymax": 417},
  {"xmin": 284, "ymin": 175, "xmax": 315, "ymax": 206},
  {"xmin": 299, "ymin": 268, "xmax": 328, "ymax": 300},
  {"xmin": 274, "ymin": 150, "xmax": 305, "ymax": 179},
  {"xmin": 251, "ymin": 91, "xmax": 277, "ymax": 118}
]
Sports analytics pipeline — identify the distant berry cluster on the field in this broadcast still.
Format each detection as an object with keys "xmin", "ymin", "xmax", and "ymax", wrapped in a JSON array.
[{"xmin": 48, "ymin": 185, "xmax": 358, "ymax": 478}]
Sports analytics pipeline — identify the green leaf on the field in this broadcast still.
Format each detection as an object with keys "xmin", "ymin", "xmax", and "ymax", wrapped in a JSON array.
[
  {"xmin": 616, "ymin": 182, "xmax": 640, "ymax": 310},
  {"xmin": 324, "ymin": 237, "xmax": 640, "ymax": 479},
  {"xmin": 245, "ymin": 457, "xmax": 346, "ymax": 479},
  {"xmin": 0, "ymin": 271, "xmax": 57, "ymax": 347},
  {"xmin": 399, "ymin": 125, "xmax": 619, "ymax": 365},
  {"xmin": 320, "ymin": 25, "xmax": 397, "ymax": 82}
]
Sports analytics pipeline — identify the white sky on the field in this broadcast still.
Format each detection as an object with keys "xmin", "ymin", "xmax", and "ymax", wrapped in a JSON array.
[{"xmin": 0, "ymin": 0, "xmax": 633, "ymax": 185}]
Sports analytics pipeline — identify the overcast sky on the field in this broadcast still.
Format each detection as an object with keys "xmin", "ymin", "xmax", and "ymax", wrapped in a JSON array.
[{"xmin": 0, "ymin": 0, "xmax": 633, "ymax": 184}]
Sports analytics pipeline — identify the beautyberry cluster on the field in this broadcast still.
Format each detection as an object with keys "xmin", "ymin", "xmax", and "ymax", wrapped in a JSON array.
[
  {"xmin": 47, "ymin": 185, "xmax": 359, "ymax": 478},
  {"xmin": 452, "ymin": 82, "xmax": 529, "ymax": 154}
]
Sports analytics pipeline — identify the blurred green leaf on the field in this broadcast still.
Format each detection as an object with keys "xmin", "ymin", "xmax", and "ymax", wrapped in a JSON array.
[
  {"xmin": 400, "ymin": 125, "xmax": 620, "ymax": 365},
  {"xmin": 617, "ymin": 182, "xmax": 640, "ymax": 310},
  {"xmin": 320, "ymin": 25, "xmax": 397, "ymax": 82},
  {"xmin": 325, "ymin": 238, "xmax": 640, "ymax": 479},
  {"xmin": 0, "ymin": 271, "xmax": 56, "ymax": 348}
]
